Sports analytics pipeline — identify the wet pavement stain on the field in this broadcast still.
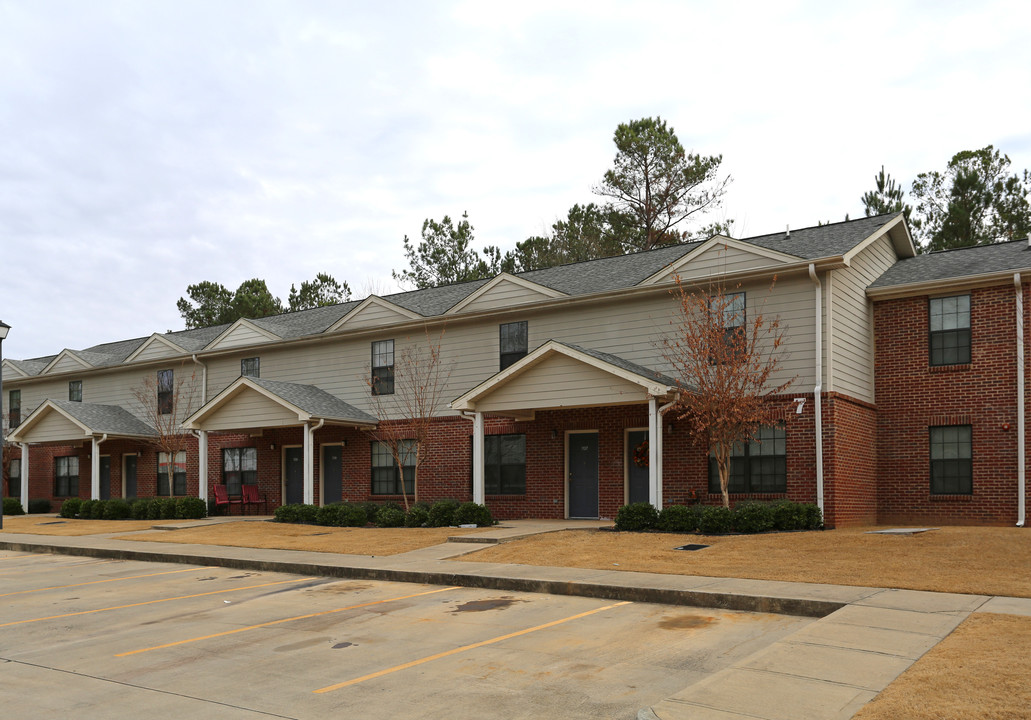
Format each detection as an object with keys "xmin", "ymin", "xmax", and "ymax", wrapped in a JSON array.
[
  {"xmin": 659, "ymin": 614, "xmax": 715, "ymax": 630},
  {"xmin": 273, "ymin": 637, "xmax": 332, "ymax": 652},
  {"xmin": 332, "ymin": 641, "xmax": 356, "ymax": 649},
  {"xmin": 451, "ymin": 597, "xmax": 523, "ymax": 613}
]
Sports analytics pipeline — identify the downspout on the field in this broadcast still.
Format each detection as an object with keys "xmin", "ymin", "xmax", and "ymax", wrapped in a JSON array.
[
  {"xmin": 191, "ymin": 354, "xmax": 208, "ymax": 404},
  {"xmin": 808, "ymin": 264, "xmax": 824, "ymax": 518},
  {"xmin": 1015, "ymin": 273, "xmax": 1026, "ymax": 527}
]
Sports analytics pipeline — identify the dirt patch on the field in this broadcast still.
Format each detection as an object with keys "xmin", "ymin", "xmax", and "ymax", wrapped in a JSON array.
[
  {"xmin": 126, "ymin": 521, "xmax": 481, "ymax": 555},
  {"xmin": 1, "ymin": 517, "xmax": 161, "ymax": 535},
  {"xmin": 658, "ymin": 614, "xmax": 715, "ymax": 630},
  {"xmin": 459, "ymin": 526, "xmax": 1031, "ymax": 597},
  {"xmin": 853, "ymin": 613, "xmax": 1031, "ymax": 720}
]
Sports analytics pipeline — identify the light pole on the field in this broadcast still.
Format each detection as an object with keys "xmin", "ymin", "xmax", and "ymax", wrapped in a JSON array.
[{"xmin": 0, "ymin": 320, "xmax": 9, "ymax": 531}]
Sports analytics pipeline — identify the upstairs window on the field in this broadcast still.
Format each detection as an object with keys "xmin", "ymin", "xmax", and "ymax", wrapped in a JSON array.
[
  {"xmin": 930, "ymin": 425, "xmax": 972, "ymax": 494},
  {"xmin": 241, "ymin": 357, "xmax": 260, "ymax": 378},
  {"xmin": 371, "ymin": 340, "xmax": 394, "ymax": 395},
  {"xmin": 158, "ymin": 450, "xmax": 187, "ymax": 496},
  {"xmin": 499, "ymin": 321, "xmax": 528, "ymax": 370},
  {"xmin": 157, "ymin": 369, "xmax": 174, "ymax": 415},
  {"xmin": 8, "ymin": 389, "xmax": 20, "ymax": 428},
  {"xmin": 69, "ymin": 380, "xmax": 82, "ymax": 402},
  {"xmin": 929, "ymin": 295, "xmax": 970, "ymax": 366},
  {"xmin": 708, "ymin": 423, "xmax": 786, "ymax": 494},
  {"xmin": 711, "ymin": 292, "xmax": 746, "ymax": 360}
]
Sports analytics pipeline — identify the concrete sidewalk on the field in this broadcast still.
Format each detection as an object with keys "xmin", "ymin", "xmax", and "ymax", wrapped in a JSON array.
[{"xmin": 2, "ymin": 525, "xmax": 1028, "ymax": 720}]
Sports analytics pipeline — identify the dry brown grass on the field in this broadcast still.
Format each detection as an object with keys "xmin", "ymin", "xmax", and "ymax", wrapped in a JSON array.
[
  {"xmin": 460, "ymin": 526, "xmax": 1031, "ymax": 597},
  {"xmin": 128, "ymin": 521, "xmax": 480, "ymax": 555},
  {"xmin": 853, "ymin": 613, "xmax": 1031, "ymax": 720},
  {"xmin": 1, "ymin": 516, "xmax": 161, "ymax": 536}
]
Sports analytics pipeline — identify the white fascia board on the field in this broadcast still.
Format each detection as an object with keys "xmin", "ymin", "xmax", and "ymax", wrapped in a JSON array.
[
  {"xmin": 327, "ymin": 295, "xmax": 422, "ymax": 332},
  {"xmin": 842, "ymin": 214, "xmax": 915, "ymax": 265},
  {"xmin": 204, "ymin": 318, "xmax": 283, "ymax": 351},
  {"xmin": 445, "ymin": 273, "xmax": 567, "ymax": 315},
  {"xmin": 124, "ymin": 333, "xmax": 187, "ymax": 362},
  {"xmin": 183, "ymin": 376, "xmax": 311, "ymax": 429},
  {"xmin": 2, "ymin": 359, "xmax": 29, "ymax": 378},
  {"xmin": 7, "ymin": 400, "xmax": 92, "ymax": 443},
  {"xmin": 638, "ymin": 236, "xmax": 801, "ymax": 286},
  {"xmin": 39, "ymin": 349, "xmax": 94, "ymax": 375}
]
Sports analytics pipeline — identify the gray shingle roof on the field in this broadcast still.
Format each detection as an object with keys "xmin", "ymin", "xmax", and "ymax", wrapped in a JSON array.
[
  {"xmin": 247, "ymin": 377, "xmax": 378, "ymax": 424},
  {"xmin": 7, "ymin": 358, "xmax": 50, "ymax": 376},
  {"xmin": 556, "ymin": 341, "xmax": 682, "ymax": 389},
  {"xmin": 48, "ymin": 400, "xmax": 158, "ymax": 437},
  {"xmin": 251, "ymin": 302, "xmax": 359, "ymax": 339},
  {"xmin": 746, "ymin": 213, "xmax": 901, "ymax": 259},
  {"xmin": 870, "ymin": 238, "xmax": 1031, "ymax": 289}
]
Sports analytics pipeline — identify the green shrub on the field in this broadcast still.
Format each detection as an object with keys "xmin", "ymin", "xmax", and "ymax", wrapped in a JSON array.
[
  {"xmin": 615, "ymin": 502, "xmax": 659, "ymax": 532},
  {"xmin": 59, "ymin": 497, "xmax": 82, "ymax": 519},
  {"xmin": 658, "ymin": 504, "xmax": 698, "ymax": 533},
  {"xmin": 3, "ymin": 497, "xmax": 25, "ymax": 516},
  {"xmin": 733, "ymin": 502, "xmax": 775, "ymax": 534},
  {"xmin": 27, "ymin": 498, "xmax": 51, "ymax": 514},
  {"xmin": 146, "ymin": 498, "xmax": 164, "ymax": 520},
  {"xmin": 376, "ymin": 506, "xmax": 406, "ymax": 528},
  {"xmin": 296, "ymin": 503, "xmax": 319, "ymax": 525},
  {"xmin": 176, "ymin": 497, "xmax": 207, "ymax": 520},
  {"xmin": 274, "ymin": 504, "xmax": 302, "ymax": 524},
  {"xmin": 427, "ymin": 499, "xmax": 460, "ymax": 527},
  {"xmin": 800, "ymin": 503, "xmax": 823, "ymax": 530},
  {"xmin": 102, "ymin": 499, "xmax": 131, "ymax": 520},
  {"xmin": 79, "ymin": 499, "xmax": 96, "ymax": 519},
  {"xmin": 453, "ymin": 502, "xmax": 493, "ymax": 527},
  {"xmin": 130, "ymin": 498, "xmax": 150, "ymax": 520},
  {"xmin": 160, "ymin": 497, "xmax": 178, "ymax": 519},
  {"xmin": 404, "ymin": 502, "xmax": 430, "ymax": 528},
  {"xmin": 340, "ymin": 502, "xmax": 370, "ymax": 527},
  {"xmin": 697, "ymin": 505, "xmax": 735, "ymax": 535},
  {"xmin": 354, "ymin": 501, "xmax": 379, "ymax": 525},
  {"xmin": 771, "ymin": 500, "xmax": 804, "ymax": 531},
  {"xmin": 316, "ymin": 503, "xmax": 347, "ymax": 527}
]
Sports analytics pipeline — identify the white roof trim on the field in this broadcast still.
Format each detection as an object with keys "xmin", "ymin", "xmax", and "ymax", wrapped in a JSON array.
[
  {"xmin": 2, "ymin": 359, "xmax": 30, "ymax": 378},
  {"xmin": 327, "ymin": 295, "xmax": 422, "ymax": 331},
  {"xmin": 445, "ymin": 273, "xmax": 567, "ymax": 315},
  {"xmin": 40, "ymin": 349, "xmax": 94, "ymax": 375},
  {"xmin": 638, "ymin": 236, "xmax": 800, "ymax": 286},
  {"xmin": 7, "ymin": 400, "xmax": 93, "ymax": 443},
  {"xmin": 204, "ymin": 318, "xmax": 283, "ymax": 350},
  {"xmin": 450, "ymin": 340, "xmax": 675, "ymax": 411},
  {"xmin": 124, "ymin": 333, "xmax": 188, "ymax": 363},
  {"xmin": 183, "ymin": 376, "xmax": 311, "ymax": 429},
  {"xmin": 842, "ymin": 213, "xmax": 915, "ymax": 265}
]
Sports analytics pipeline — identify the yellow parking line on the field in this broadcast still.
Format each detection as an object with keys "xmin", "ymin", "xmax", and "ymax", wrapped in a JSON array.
[
  {"xmin": 116, "ymin": 585, "xmax": 461, "ymax": 657},
  {"xmin": 0, "ymin": 577, "xmax": 313, "ymax": 628},
  {"xmin": 313, "ymin": 600, "xmax": 633, "ymax": 693},
  {"xmin": 0, "ymin": 566, "xmax": 218, "ymax": 598}
]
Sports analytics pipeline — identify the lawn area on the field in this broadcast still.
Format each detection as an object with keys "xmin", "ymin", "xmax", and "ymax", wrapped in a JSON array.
[
  {"xmin": 1, "ymin": 516, "xmax": 163, "ymax": 535},
  {"xmin": 459, "ymin": 526, "xmax": 1031, "ymax": 598}
]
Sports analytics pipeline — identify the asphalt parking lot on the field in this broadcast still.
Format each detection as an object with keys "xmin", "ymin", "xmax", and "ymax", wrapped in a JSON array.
[{"xmin": 0, "ymin": 551, "xmax": 815, "ymax": 719}]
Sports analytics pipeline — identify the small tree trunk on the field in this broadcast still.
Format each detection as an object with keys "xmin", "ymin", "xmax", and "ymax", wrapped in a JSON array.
[
  {"xmin": 397, "ymin": 466, "xmax": 410, "ymax": 511},
  {"xmin": 718, "ymin": 457, "xmax": 731, "ymax": 509}
]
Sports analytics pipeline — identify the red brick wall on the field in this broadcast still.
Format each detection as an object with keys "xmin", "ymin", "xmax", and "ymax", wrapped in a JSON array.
[
  {"xmin": 874, "ymin": 284, "xmax": 1027, "ymax": 525},
  {"xmin": 822, "ymin": 394, "xmax": 878, "ymax": 527}
]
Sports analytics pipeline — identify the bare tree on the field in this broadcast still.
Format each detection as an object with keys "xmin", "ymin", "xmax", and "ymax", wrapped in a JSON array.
[
  {"xmin": 365, "ymin": 329, "xmax": 452, "ymax": 510},
  {"xmin": 662, "ymin": 275, "xmax": 794, "ymax": 508},
  {"xmin": 131, "ymin": 364, "xmax": 198, "ymax": 496}
]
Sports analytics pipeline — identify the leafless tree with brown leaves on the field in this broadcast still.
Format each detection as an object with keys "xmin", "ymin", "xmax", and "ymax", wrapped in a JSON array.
[
  {"xmin": 131, "ymin": 364, "xmax": 199, "ymax": 495},
  {"xmin": 662, "ymin": 274, "xmax": 794, "ymax": 508},
  {"xmin": 365, "ymin": 329, "xmax": 452, "ymax": 510}
]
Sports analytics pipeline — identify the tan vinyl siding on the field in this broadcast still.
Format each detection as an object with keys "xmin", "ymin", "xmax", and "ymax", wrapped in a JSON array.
[
  {"xmin": 132, "ymin": 338, "xmax": 182, "ymax": 362},
  {"xmin": 830, "ymin": 235, "xmax": 898, "ymax": 402},
  {"xmin": 24, "ymin": 411, "xmax": 87, "ymax": 443},
  {"xmin": 458, "ymin": 280, "xmax": 557, "ymax": 313},
  {"xmin": 475, "ymin": 354, "xmax": 650, "ymax": 411},
  {"xmin": 201, "ymin": 390, "xmax": 301, "ymax": 430},
  {"xmin": 655, "ymin": 244, "xmax": 786, "ymax": 285},
  {"xmin": 210, "ymin": 324, "xmax": 276, "ymax": 350},
  {"xmin": 337, "ymin": 301, "xmax": 415, "ymax": 330},
  {"xmin": 47, "ymin": 354, "xmax": 89, "ymax": 374}
]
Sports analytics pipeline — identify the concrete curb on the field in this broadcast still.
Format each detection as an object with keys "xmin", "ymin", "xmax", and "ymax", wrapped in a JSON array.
[{"xmin": 0, "ymin": 539, "xmax": 843, "ymax": 618}]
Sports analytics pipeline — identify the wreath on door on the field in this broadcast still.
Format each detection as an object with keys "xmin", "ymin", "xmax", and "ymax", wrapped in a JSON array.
[{"xmin": 633, "ymin": 440, "xmax": 649, "ymax": 468}]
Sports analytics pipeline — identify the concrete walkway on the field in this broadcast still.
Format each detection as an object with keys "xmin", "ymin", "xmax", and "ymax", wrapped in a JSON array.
[{"xmin": 2, "ymin": 520, "xmax": 1028, "ymax": 720}]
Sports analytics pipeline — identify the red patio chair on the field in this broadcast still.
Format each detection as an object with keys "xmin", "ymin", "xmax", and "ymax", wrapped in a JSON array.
[
  {"xmin": 213, "ymin": 484, "xmax": 243, "ymax": 516},
  {"xmin": 241, "ymin": 484, "xmax": 268, "ymax": 515}
]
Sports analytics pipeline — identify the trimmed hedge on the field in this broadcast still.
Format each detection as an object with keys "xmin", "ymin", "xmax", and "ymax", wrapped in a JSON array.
[
  {"xmin": 28, "ymin": 498, "xmax": 52, "ymax": 514},
  {"xmin": 658, "ymin": 504, "xmax": 698, "ymax": 533},
  {"xmin": 404, "ymin": 502, "xmax": 431, "ymax": 528},
  {"xmin": 615, "ymin": 502, "xmax": 659, "ymax": 532},
  {"xmin": 56, "ymin": 496, "xmax": 208, "ymax": 521},
  {"xmin": 59, "ymin": 497, "xmax": 82, "ymax": 518},
  {"xmin": 616, "ymin": 499, "xmax": 823, "ymax": 535},
  {"xmin": 453, "ymin": 502, "xmax": 493, "ymax": 527},
  {"xmin": 376, "ymin": 505, "xmax": 406, "ymax": 528},
  {"xmin": 427, "ymin": 499, "xmax": 460, "ymax": 528},
  {"xmin": 697, "ymin": 506, "xmax": 735, "ymax": 534},
  {"xmin": 3, "ymin": 497, "xmax": 25, "ymax": 516}
]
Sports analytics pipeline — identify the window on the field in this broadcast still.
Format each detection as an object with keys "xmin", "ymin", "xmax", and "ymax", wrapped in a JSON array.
[
  {"xmin": 69, "ymin": 380, "xmax": 82, "ymax": 402},
  {"xmin": 929, "ymin": 295, "xmax": 971, "ymax": 366},
  {"xmin": 8, "ymin": 458, "xmax": 21, "ymax": 499},
  {"xmin": 371, "ymin": 340, "xmax": 394, "ymax": 395},
  {"xmin": 8, "ymin": 389, "xmax": 20, "ymax": 428},
  {"xmin": 708, "ymin": 424, "xmax": 786, "ymax": 494},
  {"xmin": 485, "ymin": 434, "xmax": 526, "ymax": 494},
  {"xmin": 499, "ymin": 321, "xmax": 528, "ymax": 370},
  {"xmin": 222, "ymin": 447, "xmax": 257, "ymax": 496},
  {"xmin": 157, "ymin": 369, "xmax": 174, "ymax": 415},
  {"xmin": 241, "ymin": 357, "xmax": 260, "ymax": 378},
  {"xmin": 930, "ymin": 425, "xmax": 972, "ymax": 494},
  {"xmin": 711, "ymin": 292, "xmax": 746, "ymax": 359},
  {"xmin": 371, "ymin": 440, "xmax": 415, "ymax": 495},
  {"xmin": 158, "ymin": 451, "xmax": 187, "ymax": 496},
  {"xmin": 55, "ymin": 456, "xmax": 80, "ymax": 497}
]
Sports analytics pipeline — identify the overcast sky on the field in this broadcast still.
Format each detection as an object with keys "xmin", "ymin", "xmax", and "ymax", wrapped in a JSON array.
[{"xmin": 1, "ymin": 0, "xmax": 1029, "ymax": 360}]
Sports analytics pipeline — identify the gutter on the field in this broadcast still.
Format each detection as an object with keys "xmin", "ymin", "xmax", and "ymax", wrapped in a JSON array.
[
  {"xmin": 191, "ymin": 354, "xmax": 208, "ymax": 404},
  {"xmin": 1016, "ymin": 273, "xmax": 1026, "ymax": 527},
  {"xmin": 809, "ymin": 264, "xmax": 824, "ymax": 517}
]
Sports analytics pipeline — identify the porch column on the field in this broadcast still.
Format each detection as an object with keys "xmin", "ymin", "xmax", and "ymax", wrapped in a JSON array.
[
  {"xmin": 648, "ymin": 397, "xmax": 659, "ymax": 508},
  {"xmin": 19, "ymin": 443, "xmax": 29, "ymax": 511},
  {"xmin": 303, "ymin": 423, "xmax": 314, "ymax": 505},
  {"xmin": 197, "ymin": 431, "xmax": 208, "ymax": 502},
  {"xmin": 472, "ymin": 411, "xmax": 485, "ymax": 505},
  {"xmin": 91, "ymin": 436, "xmax": 101, "ymax": 500}
]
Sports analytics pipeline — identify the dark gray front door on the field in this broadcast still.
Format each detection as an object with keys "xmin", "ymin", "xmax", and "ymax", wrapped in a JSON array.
[
  {"xmin": 285, "ymin": 447, "xmax": 304, "ymax": 505},
  {"xmin": 323, "ymin": 445, "xmax": 343, "ymax": 505},
  {"xmin": 99, "ymin": 457, "xmax": 111, "ymax": 500},
  {"xmin": 124, "ymin": 455, "xmax": 137, "ymax": 499},
  {"xmin": 568, "ymin": 432, "xmax": 599, "ymax": 518},
  {"xmin": 627, "ymin": 430, "xmax": 650, "ymax": 505}
]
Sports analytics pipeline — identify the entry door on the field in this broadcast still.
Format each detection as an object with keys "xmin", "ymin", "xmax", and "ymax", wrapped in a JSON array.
[
  {"xmin": 322, "ymin": 445, "xmax": 343, "ymax": 505},
  {"xmin": 568, "ymin": 432, "xmax": 599, "ymax": 518},
  {"xmin": 99, "ymin": 457, "xmax": 111, "ymax": 500},
  {"xmin": 627, "ymin": 430, "xmax": 650, "ymax": 504},
  {"xmin": 123, "ymin": 455, "xmax": 137, "ymax": 499},
  {"xmin": 284, "ymin": 447, "xmax": 304, "ymax": 505}
]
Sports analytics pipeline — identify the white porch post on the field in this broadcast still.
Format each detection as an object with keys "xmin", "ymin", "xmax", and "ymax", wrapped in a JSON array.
[
  {"xmin": 648, "ymin": 397, "xmax": 659, "ymax": 508},
  {"xmin": 197, "ymin": 431, "xmax": 208, "ymax": 502},
  {"xmin": 303, "ymin": 423, "xmax": 314, "ymax": 505},
  {"xmin": 472, "ymin": 411, "xmax": 485, "ymax": 505},
  {"xmin": 19, "ymin": 443, "xmax": 29, "ymax": 511},
  {"xmin": 91, "ymin": 437, "xmax": 101, "ymax": 500}
]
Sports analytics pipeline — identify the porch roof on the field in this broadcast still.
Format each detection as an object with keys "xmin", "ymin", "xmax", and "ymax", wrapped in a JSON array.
[
  {"xmin": 183, "ymin": 376, "xmax": 378, "ymax": 432},
  {"xmin": 7, "ymin": 400, "xmax": 158, "ymax": 444},
  {"xmin": 450, "ymin": 340, "xmax": 680, "ymax": 417}
]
